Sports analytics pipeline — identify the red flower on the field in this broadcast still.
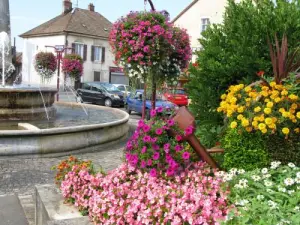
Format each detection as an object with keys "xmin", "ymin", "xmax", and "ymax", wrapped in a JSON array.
[{"xmin": 257, "ymin": 71, "xmax": 265, "ymax": 77}]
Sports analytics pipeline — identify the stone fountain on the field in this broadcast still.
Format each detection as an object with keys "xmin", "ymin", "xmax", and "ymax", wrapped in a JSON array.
[{"xmin": 0, "ymin": 0, "xmax": 129, "ymax": 155}]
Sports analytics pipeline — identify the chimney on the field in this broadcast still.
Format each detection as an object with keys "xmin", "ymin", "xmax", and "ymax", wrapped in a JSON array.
[
  {"xmin": 63, "ymin": 0, "xmax": 72, "ymax": 14},
  {"xmin": 88, "ymin": 3, "xmax": 95, "ymax": 12}
]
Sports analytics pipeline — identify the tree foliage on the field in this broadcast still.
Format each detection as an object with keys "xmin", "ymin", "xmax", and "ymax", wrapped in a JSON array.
[{"xmin": 186, "ymin": 0, "xmax": 300, "ymax": 147}]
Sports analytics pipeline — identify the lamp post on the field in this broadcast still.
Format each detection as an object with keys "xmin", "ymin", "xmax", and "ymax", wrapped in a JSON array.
[{"xmin": 45, "ymin": 45, "xmax": 73, "ymax": 101}]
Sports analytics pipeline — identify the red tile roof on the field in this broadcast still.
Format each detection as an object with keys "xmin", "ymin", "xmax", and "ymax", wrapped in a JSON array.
[{"xmin": 20, "ymin": 8, "xmax": 112, "ymax": 39}]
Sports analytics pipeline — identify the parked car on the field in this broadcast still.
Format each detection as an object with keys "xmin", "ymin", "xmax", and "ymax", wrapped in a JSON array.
[
  {"xmin": 76, "ymin": 82, "xmax": 124, "ymax": 107},
  {"xmin": 112, "ymin": 84, "xmax": 132, "ymax": 103},
  {"xmin": 163, "ymin": 88, "xmax": 188, "ymax": 106},
  {"xmin": 126, "ymin": 90, "xmax": 178, "ymax": 119}
]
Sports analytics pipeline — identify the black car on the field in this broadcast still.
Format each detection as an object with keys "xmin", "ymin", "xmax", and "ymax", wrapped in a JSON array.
[{"xmin": 76, "ymin": 82, "xmax": 124, "ymax": 107}]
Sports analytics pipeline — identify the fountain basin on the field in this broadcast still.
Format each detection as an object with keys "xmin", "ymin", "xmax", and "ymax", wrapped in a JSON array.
[
  {"xmin": 0, "ymin": 86, "xmax": 57, "ymax": 120},
  {"xmin": 0, "ymin": 102, "xmax": 129, "ymax": 155}
]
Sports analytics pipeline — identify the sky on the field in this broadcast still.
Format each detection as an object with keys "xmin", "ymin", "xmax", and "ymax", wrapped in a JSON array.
[{"xmin": 10, "ymin": 0, "xmax": 192, "ymax": 51}]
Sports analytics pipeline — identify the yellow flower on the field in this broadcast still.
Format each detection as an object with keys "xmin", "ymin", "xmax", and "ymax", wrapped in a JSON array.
[
  {"xmin": 294, "ymin": 128, "xmax": 300, "ymax": 133},
  {"xmin": 241, "ymin": 119, "xmax": 250, "ymax": 127},
  {"xmin": 217, "ymin": 107, "xmax": 222, "ymax": 112},
  {"xmin": 291, "ymin": 103, "xmax": 298, "ymax": 110},
  {"xmin": 289, "ymin": 94, "xmax": 298, "ymax": 101},
  {"xmin": 254, "ymin": 106, "xmax": 261, "ymax": 113},
  {"xmin": 282, "ymin": 112, "xmax": 290, "ymax": 118},
  {"xmin": 230, "ymin": 121, "xmax": 238, "ymax": 129},
  {"xmin": 230, "ymin": 97, "xmax": 237, "ymax": 104},
  {"xmin": 270, "ymin": 81, "xmax": 276, "ymax": 87},
  {"xmin": 237, "ymin": 114, "xmax": 244, "ymax": 120},
  {"xmin": 261, "ymin": 128, "xmax": 268, "ymax": 134},
  {"xmin": 261, "ymin": 91, "xmax": 269, "ymax": 97},
  {"xmin": 237, "ymin": 106, "xmax": 245, "ymax": 113},
  {"xmin": 252, "ymin": 121, "xmax": 258, "ymax": 127},
  {"xmin": 282, "ymin": 127, "xmax": 290, "ymax": 135},
  {"xmin": 258, "ymin": 123, "xmax": 266, "ymax": 130},
  {"xmin": 289, "ymin": 109, "xmax": 296, "ymax": 115},
  {"xmin": 297, "ymin": 112, "xmax": 300, "ymax": 119},
  {"xmin": 292, "ymin": 119, "xmax": 297, "ymax": 123},
  {"xmin": 264, "ymin": 98, "xmax": 270, "ymax": 103},
  {"xmin": 244, "ymin": 86, "xmax": 252, "ymax": 92},
  {"xmin": 262, "ymin": 86, "xmax": 269, "ymax": 91},
  {"xmin": 281, "ymin": 90, "xmax": 288, "ymax": 96},
  {"xmin": 245, "ymin": 98, "xmax": 251, "ymax": 102},
  {"xmin": 221, "ymin": 94, "xmax": 227, "ymax": 100},
  {"xmin": 274, "ymin": 97, "xmax": 281, "ymax": 103},
  {"xmin": 266, "ymin": 102, "xmax": 274, "ymax": 108},
  {"xmin": 264, "ymin": 108, "xmax": 272, "ymax": 115},
  {"xmin": 279, "ymin": 108, "xmax": 285, "ymax": 113},
  {"xmin": 268, "ymin": 124, "xmax": 276, "ymax": 129},
  {"xmin": 265, "ymin": 118, "xmax": 273, "ymax": 125},
  {"xmin": 272, "ymin": 117, "xmax": 278, "ymax": 123},
  {"xmin": 245, "ymin": 127, "xmax": 252, "ymax": 132}
]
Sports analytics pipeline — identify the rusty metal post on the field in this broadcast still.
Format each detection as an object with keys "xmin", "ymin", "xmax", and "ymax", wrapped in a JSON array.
[{"xmin": 172, "ymin": 106, "xmax": 219, "ymax": 169}]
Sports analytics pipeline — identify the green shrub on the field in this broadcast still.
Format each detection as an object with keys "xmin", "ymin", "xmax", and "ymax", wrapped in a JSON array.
[{"xmin": 222, "ymin": 129, "xmax": 269, "ymax": 170}]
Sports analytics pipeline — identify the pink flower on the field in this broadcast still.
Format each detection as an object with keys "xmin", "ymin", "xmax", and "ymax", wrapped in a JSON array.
[
  {"xmin": 167, "ymin": 119, "xmax": 175, "ymax": 126},
  {"xmin": 141, "ymin": 146, "xmax": 147, "ymax": 154},
  {"xmin": 166, "ymin": 168, "xmax": 175, "ymax": 176},
  {"xmin": 143, "ymin": 124, "xmax": 151, "ymax": 133},
  {"xmin": 175, "ymin": 135, "xmax": 183, "ymax": 142},
  {"xmin": 140, "ymin": 160, "xmax": 146, "ymax": 168},
  {"xmin": 147, "ymin": 159, "xmax": 152, "ymax": 166},
  {"xmin": 175, "ymin": 145, "xmax": 182, "ymax": 152},
  {"xmin": 153, "ymin": 152, "xmax": 160, "ymax": 160},
  {"xmin": 150, "ymin": 109, "xmax": 157, "ymax": 117},
  {"xmin": 151, "ymin": 137, "xmax": 158, "ymax": 143},
  {"xmin": 164, "ymin": 143, "xmax": 170, "ymax": 150},
  {"xmin": 156, "ymin": 106, "xmax": 163, "ymax": 113},
  {"xmin": 182, "ymin": 152, "xmax": 190, "ymax": 160},
  {"xmin": 155, "ymin": 128, "xmax": 163, "ymax": 135},
  {"xmin": 143, "ymin": 135, "xmax": 151, "ymax": 142},
  {"xmin": 149, "ymin": 168, "xmax": 157, "ymax": 177},
  {"xmin": 184, "ymin": 125, "xmax": 194, "ymax": 136}
]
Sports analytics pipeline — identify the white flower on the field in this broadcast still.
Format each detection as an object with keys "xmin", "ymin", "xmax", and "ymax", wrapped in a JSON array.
[
  {"xmin": 234, "ymin": 184, "xmax": 243, "ymax": 189},
  {"xmin": 295, "ymin": 177, "xmax": 300, "ymax": 184},
  {"xmin": 288, "ymin": 163, "xmax": 296, "ymax": 168},
  {"xmin": 235, "ymin": 199, "xmax": 249, "ymax": 206},
  {"xmin": 215, "ymin": 171, "xmax": 225, "ymax": 177},
  {"xmin": 264, "ymin": 180, "xmax": 273, "ymax": 187},
  {"xmin": 251, "ymin": 175, "xmax": 261, "ymax": 181},
  {"xmin": 288, "ymin": 190, "xmax": 295, "ymax": 195},
  {"xmin": 284, "ymin": 178, "xmax": 295, "ymax": 186},
  {"xmin": 296, "ymin": 172, "xmax": 300, "ymax": 178},
  {"xmin": 223, "ymin": 173, "xmax": 233, "ymax": 182},
  {"xmin": 238, "ymin": 169, "xmax": 245, "ymax": 174},
  {"xmin": 263, "ymin": 174, "xmax": 271, "ymax": 179},
  {"xmin": 266, "ymin": 188, "xmax": 274, "ymax": 193},
  {"xmin": 278, "ymin": 186, "xmax": 286, "ymax": 193},
  {"xmin": 257, "ymin": 195, "xmax": 264, "ymax": 200},
  {"xmin": 268, "ymin": 200, "xmax": 278, "ymax": 209},
  {"xmin": 294, "ymin": 206, "xmax": 300, "ymax": 212},
  {"xmin": 261, "ymin": 168, "xmax": 268, "ymax": 174},
  {"xmin": 229, "ymin": 168, "xmax": 238, "ymax": 175},
  {"xmin": 270, "ymin": 161, "xmax": 281, "ymax": 169}
]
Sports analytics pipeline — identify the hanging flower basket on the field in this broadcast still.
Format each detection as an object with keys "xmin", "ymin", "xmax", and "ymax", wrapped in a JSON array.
[
  {"xmin": 62, "ymin": 54, "xmax": 83, "ymax": 81},
  {"xmin": 34, "ymin": 52, "xmax": 57, "ymax": 82}
]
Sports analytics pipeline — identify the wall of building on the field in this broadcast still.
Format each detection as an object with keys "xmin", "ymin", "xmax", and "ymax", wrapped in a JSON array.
[
  {"xmin": 67, "ymin": 35, "xmax": 116, "ymax": 83},
  {"xmin": 22, "ymin": 35, "xmax": 66, "ymax": 88},
  {"xmin": 174, "ymin": 0, "xmax": 228, "ymax": 61}
]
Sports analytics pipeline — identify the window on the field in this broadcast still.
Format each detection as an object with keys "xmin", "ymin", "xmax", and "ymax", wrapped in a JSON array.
[
  {"xmin": 94, "ymin": 46, "xmax": 102, "ymax": 62},
  {"xmin": 82, "ymin": 83, "xmax": 91, "ymax": 90},
  {"xmin": 117, "ymin": 85, "xmax": 125, "ymax": 91},
  {"xmin": 94, "ymin": 71, "xmax": 101, "ymax": 81},
  {"xmin": 74, "ymin": 43, "xmax": 84, "ymax": 58},
  {"xmin": 201, "ymin": 18, "xmax": 210, "ymax": 32}
]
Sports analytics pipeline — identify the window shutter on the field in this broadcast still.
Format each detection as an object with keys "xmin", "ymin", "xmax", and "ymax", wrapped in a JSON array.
[
  {"xmin": 71, "ymin": 43, "xmax": 75, "ymax": 54},
  {"xmin": 91, "ymin": 45, "xmax": 95, "ymax": 62},
  {"xmin": 101, "ymin": 47, "xmax": 105, "ymax": 63},
  {"xmin": 83, "ymin": 44, "xmax": 87, "ymax": 61}
]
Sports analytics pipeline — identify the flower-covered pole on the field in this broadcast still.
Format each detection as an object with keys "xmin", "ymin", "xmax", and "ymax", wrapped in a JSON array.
[{"xmin": 45, "ymin": 45, "xmax": 73, "ymax": 101}]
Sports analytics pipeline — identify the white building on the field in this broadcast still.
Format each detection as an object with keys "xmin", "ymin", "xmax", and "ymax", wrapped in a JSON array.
[
  {"xmin": 20, "ymin": 0, "xmax": 126, "ymax": 88},
  {"xmin": 173, "ymin": 0, "xmax": 238, "ymax": 61}
]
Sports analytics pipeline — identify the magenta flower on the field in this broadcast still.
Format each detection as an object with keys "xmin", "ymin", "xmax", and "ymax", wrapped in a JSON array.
[
  {"xmin": 149, "ymin": 168, "xmax": 157, "ymax": 177},
  {"xmin": 151, "ymin": 137, "xmax": 158, "ymax": 143},
  {"xmin": 147, "ymin": 159, "xmax": 152, "ymax": 166},
  {"xmin": 155, "ymin": 128, "xmax": 163, "ymax": 135},
  {"xmin": 150, "ymin": 109, "xmax": 156, "ymax": 117},
  {"xmin": 175, "ymin": 145, "xmax": 182, "ymax": 152},
  {"xmin": 138, "ymin": 120, "xmax": 144, "ymax": 128},
  {"xmin": 143, "ymin": 124, "xmax": 151, "ymax": 133},
  {"xmin": 164, "ymin": 143, "xmax": 170, "ymax": 151},
  {"xmin": 156, "ymin": 106, "xmax": 163, "ymax": 113},
  {"xmin": 175, "ymin": 135, "xmax": 183, "ymax": 142},
  {"xmin": 184, "ymin": 125, "xmax": 194, "ymax": 136},
  {"xmin": 182, "ymin": 152, "xmax": 190, "ymax": 160},
  {"xmin": 143, "ymin": 135, "xmax": 151, "ymax": 142},
  {"xmin": 166, "ymin": 168, "xmax": 175, "ymax": 176},
  {"xmin": 152, "ymin": 144, "xmax": 160, "ymax": 151},
  {"xmin": 153, "ymin": 152, "xmax": 160, "ymax": 160},
  {"xmin": 140, "ymin": 160, "xmax": 146, "ymax": 168},
  {"xmin": 126, "ymin": 141, "xmax": 133, "ymax": 150},
  {"xmin": 167, "ymin": 119, "xmax": 175, "ymax": 126},
  {"xmin": 141, "ymin": 146, "xmax": 147, "ymax": 154}
]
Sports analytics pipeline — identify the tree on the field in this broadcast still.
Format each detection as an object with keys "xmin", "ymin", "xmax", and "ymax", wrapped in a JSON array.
[{"xmin": 186, "ymin": 0, "xmax": 300, "ymax": 147}]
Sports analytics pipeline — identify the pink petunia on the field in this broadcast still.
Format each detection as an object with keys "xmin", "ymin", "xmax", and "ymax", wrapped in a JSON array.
[
  {"xmin": 167, "ymin": 119, "xmax": 175, "ymax": 126},
  {"xmin": 153, "ymin": 152, "xmax": 160, "ymax": 160},
  {"xmin": 184, "ymin": 125, "xmax": 194, "ymax": 136},
  {"xmin": 175, "ymin": 145, "xmax": 182, "ymax": 152},
  {"xmin": 147, "ymin": 159, "xmax": 152, "ymax": 166},
  {"xmin": 175, "ymin": 135, "xmax": 183, "ymax": 142},
  {"xmin": 150, "ymin": 109, "xmax": 156, "ymax": 117},
  {"xmin": 143, "ymin": 135, "xmax": 151, "ymax": 142},
  {"xmin": 155, "ymin": 128, "xmax": 163, "ymax": 135},
  {"xmin": 149, "ymin": 168, "xmax": 157, "ymax": 177},
  {"xmin": 141, "ymin": 146, "xmax": 147, "ymax": 154},
  {"xmin": 182, "ymin": 152, "xmax": 190, "ymax": 160},
  {"xmin": 143, "ymin": 124, "xmax": 151, "ymax": 133}
]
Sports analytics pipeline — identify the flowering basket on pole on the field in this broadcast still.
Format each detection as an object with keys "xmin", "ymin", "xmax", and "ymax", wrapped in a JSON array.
[
  {"xmin": 61, "ymin": 54, "xmax": 83, "ymax": 81},
  {"xmin": 34, "ymin": 52, "xmax": 57, "ymax": 82}
]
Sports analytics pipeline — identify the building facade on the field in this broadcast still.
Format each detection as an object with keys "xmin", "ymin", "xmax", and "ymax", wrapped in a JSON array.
[{"xmin": 20, "ymin": 0, "xmax": 126, "ymax": 89}]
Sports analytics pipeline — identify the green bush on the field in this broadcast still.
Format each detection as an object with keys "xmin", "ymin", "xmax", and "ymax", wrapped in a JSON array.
[
  {"xmin": 186, "ymin": 0, "xmax": 300, "ymax": 144},
  {"xmin": 222, "ymin": 129, "xmax": 269, "ymax": 170}
]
